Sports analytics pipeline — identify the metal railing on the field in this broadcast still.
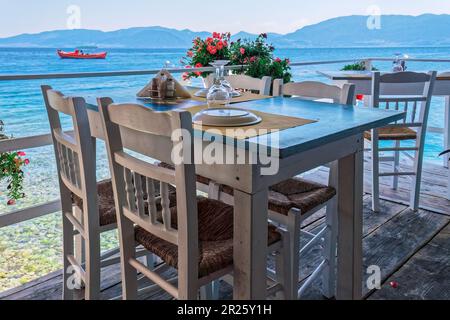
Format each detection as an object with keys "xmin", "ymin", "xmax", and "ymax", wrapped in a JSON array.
[{"xmin": 1, "ymin": 57, "xmax": 449, "ymax": 229}]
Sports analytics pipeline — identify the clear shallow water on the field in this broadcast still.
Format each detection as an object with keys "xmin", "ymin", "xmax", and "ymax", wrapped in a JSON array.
[{"xmin": 0, "ymin": 46, "xmax": 449, "ymax": 291}]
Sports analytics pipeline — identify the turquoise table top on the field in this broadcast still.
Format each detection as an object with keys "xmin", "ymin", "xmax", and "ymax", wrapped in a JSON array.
[{"xmin": 87, "ymin": 95, "xmax": 405, "ymax": 159}]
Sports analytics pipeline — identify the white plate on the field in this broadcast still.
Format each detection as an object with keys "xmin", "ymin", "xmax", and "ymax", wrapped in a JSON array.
[{"xmin": 193, "ymin": 108, "xmax": 262, "ymax": 127}]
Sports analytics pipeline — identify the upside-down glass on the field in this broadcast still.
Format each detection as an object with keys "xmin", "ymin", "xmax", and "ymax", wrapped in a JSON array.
[{"xmin": 207, "ymin": 60, "xmax": 231, "ymax": 108}]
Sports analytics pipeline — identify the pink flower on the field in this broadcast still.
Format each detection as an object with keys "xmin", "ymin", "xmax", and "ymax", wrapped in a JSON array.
[
  {"xmin": 7, "ymin": 199, "xmax": 16, "ymax": 206},
  {"xmin": 275, "ymin": 57, "xmax": 282, "ymax": 63},
  {"xmin": 17, "ymin": 151, "xmax": 26, "ymax": 157},
  {"xmin": 187, "ymin": 50, "xmax": 193, "ymax": 57},
  {"xmin": 185, "ymin": 65, "xmax": 192, "ymax": 69},
  {"xmin": 182, "ymin": 72, "xmax": 190, "ymax": 81},
  {"xmin": 240, "ymin": 48, "xmax": 245, "ymax": 55},
  {"xmin": 24, "ymin": 159, "xmax": 30, "ymax": 165},
  {"xmin": 250, "ymin": 56, "xmax": 257, "ymax": 63}
]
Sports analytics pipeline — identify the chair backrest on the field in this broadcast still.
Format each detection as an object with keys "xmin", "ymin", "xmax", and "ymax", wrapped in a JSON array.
[
  {"xmin": 371, "ymin": 71, "xmax": 437, "ymax": 129},
  {"xmin": 205, "ymin": 74, "xmax": 272, "ymax": 95},
  {"xmin": 97, "ymin": 98, "xmax": 199, "ymax": 298},
  {"xmin": 272, "ymin": 80, "xmax": 356, "ymax": 105},
  {"xmin": 41, "ymin": 85, "xmax": 99, "ymax": 224}
]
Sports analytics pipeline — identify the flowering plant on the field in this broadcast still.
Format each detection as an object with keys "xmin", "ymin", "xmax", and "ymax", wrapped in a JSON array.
[
  {"xmin": 181, "ymin": 32, "xmax": 231, "ymax": 80},
  {"xmin": 230, "ymin": 34, "xmax": 292, "ymax": 83},
  {"xmin": 0, "ymin": 121, "xmax": 29, "ymax": 205}
]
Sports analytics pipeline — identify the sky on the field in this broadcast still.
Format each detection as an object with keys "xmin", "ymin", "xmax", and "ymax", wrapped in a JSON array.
[{"xmin": 1, "ymin": 0, "xmax": 450, "ymax": 38}]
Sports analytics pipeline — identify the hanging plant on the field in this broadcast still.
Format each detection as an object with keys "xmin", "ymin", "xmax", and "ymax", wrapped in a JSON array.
[{"xmin": 0, "ymin": 121, "xmax": 29, "ymax": 205}]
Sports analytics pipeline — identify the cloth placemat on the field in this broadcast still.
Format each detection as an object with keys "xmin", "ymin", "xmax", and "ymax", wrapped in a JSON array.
[
  {"xmin": 187, "ymin": 87, "xmax": 272, "ymax": 104},
  {"xmin": 184, "ymin": 105, "xmax": 317, "ymax": 139}
]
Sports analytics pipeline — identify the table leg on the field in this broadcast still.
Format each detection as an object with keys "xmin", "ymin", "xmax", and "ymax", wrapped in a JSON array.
[
  {"xmin": 336, "ymin": 139, "xmax": 364, "ymax": 300},
  {"xmin": 233, "ymin": 188, "xmax": 269, "ymax": 300}
]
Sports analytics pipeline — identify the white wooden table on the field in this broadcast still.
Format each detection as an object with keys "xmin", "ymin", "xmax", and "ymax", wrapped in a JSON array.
[{"xmin": 85, "ymin": 96, "xmax": 404, "ymax": 300}]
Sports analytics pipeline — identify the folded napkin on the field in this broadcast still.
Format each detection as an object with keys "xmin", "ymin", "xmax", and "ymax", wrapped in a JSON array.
[{"xmin": 137, "ymin": 69, "xmax": 192, "ymax": 99}]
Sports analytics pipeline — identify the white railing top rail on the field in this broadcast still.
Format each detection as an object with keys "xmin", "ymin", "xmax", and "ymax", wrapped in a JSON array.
[{"xmin": 1, "ymin": 57, "xmax": 450, "ymax": 81}]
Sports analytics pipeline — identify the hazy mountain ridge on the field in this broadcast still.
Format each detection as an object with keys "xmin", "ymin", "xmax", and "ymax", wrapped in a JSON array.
[{"xmin": 1, "ymin": 14, "xmax": 450, "ymax": 48}]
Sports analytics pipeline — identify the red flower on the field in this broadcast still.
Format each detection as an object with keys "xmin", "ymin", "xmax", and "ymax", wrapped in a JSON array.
[
  {"xmin": 212, "ymin": 32, "xmax": 221, "ymax": 39},
  {"xmin": 356, "ymin": 94, "xmax": 365, "ymax": 101},
  {"xmin": 7, "ymin": 199, "xmax": 16, "ymax": 206},
  {"xmin": 182, "ymin": 72, "xmax": 190, "ymax": 81},
  {"xmin": 206, "ymin": 37, "xmax": 213, "ymax": 44},
  {"xmin": 185, "ymin": 65, "xmax": 192, "ymax": 69},
  {"xmin": 17, "ymin": 151, "xmax": 26, "ymax": 157},
  {"xmin": 216, "ymin": 41, "xmax": 224, "ymax": 50},
  {"xmin": 195, "ymin": 63, "xmax": 203, "ymax": 68},
  {"xmin": 207, "ymin": 45, "xmax": 217, "ymax": 55},
  {"xmin": 223, "ymin": 40, "xmax": 228, "ymax": 47},
  {"xmin": 24, "ymin": 159, "xmax": 30, "ymax": 165},
  {"xmin": 250, "ymin": 56, "xmax": 257, "ymax": 63},
  {"xmin": 275, "ymin": 57, "xmax": 282, "ymax": 63},
  {"xmin": 240, "ymin": 48, "xmax": 245, "ymax": 55},
  {"xmin": 187, "ymin": 50, "xmax": 193, "ymax": 57}
]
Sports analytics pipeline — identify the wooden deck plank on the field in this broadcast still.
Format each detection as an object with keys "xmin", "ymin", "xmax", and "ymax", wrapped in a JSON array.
[{"xmin": 368, "ymin": 222, "xmax": 450, "ymax": 300}]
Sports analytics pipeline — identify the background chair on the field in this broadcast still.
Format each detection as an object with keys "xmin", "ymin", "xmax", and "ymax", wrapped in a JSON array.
[
  {"xmin": 367, "ymin": 71, "xmax": 437, "ymax": 212},
  {"xmin": 205, "ymin": 74, "xmax": 272, "ymax": 95},
  {"xmin": 98, "ymin": 99, "xmax": 293, "ymax": 300},
  {"xmin": 42, "ymin": 86, "xmax": 119, "ymax": 300}
]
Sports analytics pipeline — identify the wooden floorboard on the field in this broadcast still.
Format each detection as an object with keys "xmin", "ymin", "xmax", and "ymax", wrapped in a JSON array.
[{"xmin": 368, "ymin": 222, "xmax": 450, "ymax": 300}]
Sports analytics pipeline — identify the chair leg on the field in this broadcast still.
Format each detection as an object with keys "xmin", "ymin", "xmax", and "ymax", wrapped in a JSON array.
[
  {"xmin": 286, "ymin": 213, "xmax": 300, "ymax": 299},
  {"xmin": 84, "ymin": 231, "xmax": 101, "ymax": 300},
  {"xmin": 62, "ymin": 208, "xmax": 75, "ymax": 300},
  {"xmin": 275, "ymin": 230, "xmax": 292, "ymax": 300},
  {"xmin": 119, "ymin": 218, "xmax": 138, "ymax": 300},
  {"xmin": 410, "ymin": 149, "xmax": 424, "ymax": 211},
  {"xmin": 370, "ymin": 130, "xmax": 380, "ymax": 212},
  {"xmin": 322, "ymin": 199, "xmax": 338, "ymax": 299},
  {"xmin": 393, "ymin": 141, "xmax": 400, "ymax": 190}
]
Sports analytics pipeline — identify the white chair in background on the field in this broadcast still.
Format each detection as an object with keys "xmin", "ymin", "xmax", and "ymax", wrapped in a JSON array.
[
  {"xmin": 366, "ymin": 71, "xmax": 437, "ymax": 212},
  {"xmin": 205, "ymin": 74, "xmax": 272, "ymax": 95},
  {"xmin": 97, "ymin": 98, "xmax": 293, "ymax": 300},
  {"xmin": 42, "ymin": 85, "xmax": 119, "ymax": 300}
]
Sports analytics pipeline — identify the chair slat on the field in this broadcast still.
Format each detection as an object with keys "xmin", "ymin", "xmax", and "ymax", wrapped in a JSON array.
[
  {"xmin": 133, "ymin": 172, "xmax": 146, "ymax": 219},
  {"xmin": 146, "ymin": 178, "xmax": 158, "ymax": 225},
  {"xmin": 124, "ymin": 167, "xmax": 137, "ymax": 212},
  {"xmin": 160, "ymin": 182, "xmax": 172, "ymax": 231}
]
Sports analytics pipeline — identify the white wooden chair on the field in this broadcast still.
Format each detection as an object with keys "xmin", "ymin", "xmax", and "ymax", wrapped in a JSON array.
[
  {"xmin": 367, "ymin": 71, "xmax": 437, "ymax": 212},
  {"xmin": 41, "ymin": 85, "xmax": 120, "ymax": 300},
  {"xmin": 97, "ymin": 98, "xmax": 293, "ymax": 300},
  {"xmin": 273, "ymin": 79, "xmax": 356, "ymax": 105},
  {"xmin": 205, "ymin": 74, "xmax": 272, "ymax": 95}
]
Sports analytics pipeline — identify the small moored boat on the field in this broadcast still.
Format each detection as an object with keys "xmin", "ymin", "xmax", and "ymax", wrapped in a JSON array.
[{"xmin": 57, "ymin": 49, "xmax": 107, "ymax": 59}]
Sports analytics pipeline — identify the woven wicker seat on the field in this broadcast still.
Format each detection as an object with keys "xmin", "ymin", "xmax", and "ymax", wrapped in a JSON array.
[
  {"xmin": 135, "ymin": 197, "xmax": 281, "ymax": 278},
  {"xmin": 72, "ymin": 180, "xmax": 117, "ymax": 226},
  {"xmin": 364, "ymin": 127, "xmax": 417, "ymax": 141}
]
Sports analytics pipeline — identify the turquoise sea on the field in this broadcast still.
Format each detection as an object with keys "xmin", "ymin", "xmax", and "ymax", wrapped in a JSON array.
[{"xmin": 0, "ymin": 46, "xmax": 449, "ymax": 290}]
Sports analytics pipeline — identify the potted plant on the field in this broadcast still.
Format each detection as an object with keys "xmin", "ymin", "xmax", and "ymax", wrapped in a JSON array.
[
  {"xmin": 230, "ymin": 33, "xmax": 292, "ymax": 84},
  {"xmin": 181, "ymin": 32, "xmax": 232, "ymax": 81},
  {"xmin": 341, "ymin": 61, "xmax": 378, "ymax": 71},
  {"xmin": 0, "ymin": 120, "xmax": 29, "ymax": 205}
]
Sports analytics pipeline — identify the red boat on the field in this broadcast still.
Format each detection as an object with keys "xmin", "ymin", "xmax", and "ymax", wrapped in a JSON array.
[{"xmin": 57, "ymin": 49, "xmax": 107, "ymax": 59}]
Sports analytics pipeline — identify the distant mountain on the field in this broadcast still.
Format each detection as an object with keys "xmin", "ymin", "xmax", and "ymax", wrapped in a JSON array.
[{"xmin": 1, "ymin": 14, "xmax": 450, "ymax": 48}]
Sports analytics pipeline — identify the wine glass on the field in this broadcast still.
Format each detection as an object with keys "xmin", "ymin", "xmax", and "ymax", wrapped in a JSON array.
[{"xmin": 207, "ymin": 60, "xmax": 232, "ymax": 108}]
